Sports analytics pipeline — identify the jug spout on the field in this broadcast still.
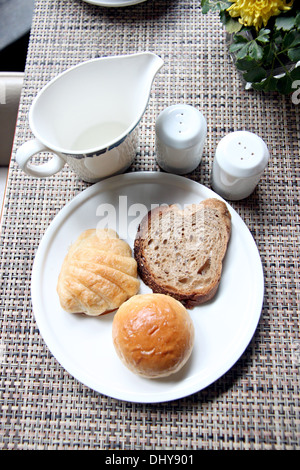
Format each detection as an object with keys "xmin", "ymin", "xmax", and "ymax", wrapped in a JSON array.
[
  {"xmin": 137, "ymin": 51, "xmax": 164, "ymax": 83},
  {"xmin": 121, "ymin": 52, "xmax": 163, "ymax": 131}
]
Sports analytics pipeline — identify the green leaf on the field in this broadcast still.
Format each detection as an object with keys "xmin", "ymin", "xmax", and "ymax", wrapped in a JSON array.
[
  {"xmin": 256, "ymin": 28, "xmax": 271, "ymax": 43},
  {"xmin": 291, "ymin": 66, "xmax": 300, "ymax": 81},
  {"xmin": 273, "ymin": 29, "xmax": 284, "ymax": 46},
  {"xmin": 249, "ymin": 41, "xmax": 263, "ymax": 61},
  {"xmin": 275, "ymin": 16, "xmax": 296, "ymax": 31},
  {"xmin": 243, "ymin": 67, "xmax": 267, "ymax": 83},
  {"xmin": 251, "ymin": 81, "xmax": 266, "ymax": 91},
  {"xmin": 263, "ymin": 43, "xmax": 277, "ymax": 65},
  {"xmin": 229, "ymin": 42, "xmax": 247, "ymax": 53},
  {"xmin": 235, "ymin": 57, "xmax": 258, "ymax": 72},
  {"xmin": 288, "ymin": 46, "xmax": 300, "ymax": 62},
  {"xmin": 283, "ymin": 30, "xmax": 300, "ymax": 49},
  {"xmin": 224, "ymin": 17, "xmax": 243, "ymax": 33},
  {"xmin": 200, "ymin": 0, "xmax": 231, "ymax": 14},
  {"xmin": 232, "ymin": 33, "xmax": 249, "ymax": 44},
  {"xmin": 214, "ymin": 1, "xmax": 232, "ymax": 12},
  {"xmin": 229, "ymin": 40, "xmax": 250, "ymax": 56},
  {"xmin": 296, "ymin": 12, "xmax": 300, "ymax": 29},
  {"xmin": 200, "ymin": 0, "xmax": 212, "ymax": 14},
  {"xmin": 236, "ymin": 43, "xmax": 252, "ymax": 60},
  {"xmin": 276, "ymin": 74, "xmax": 293, "ymax": 95},
  {"xmin": 263, "ymin": 76, "xmax": 278, "ymax": 92},
  {"xmin": 251, "ymin": 75, "xmax": 277, "ymax": 92}
]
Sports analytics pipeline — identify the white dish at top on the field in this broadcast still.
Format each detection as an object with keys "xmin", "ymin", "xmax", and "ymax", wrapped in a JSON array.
[
  {"xmin": 31, "ymin": 172, "xmax": 264, "ymax": 403},
  {"xmin": 82, "ymin": 0, "xmax": 148, "ymax": 7}
]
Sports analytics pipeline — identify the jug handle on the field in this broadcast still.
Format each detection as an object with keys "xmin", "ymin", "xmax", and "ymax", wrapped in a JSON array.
[{"xmin": 16, "ymin": 139, "xmax": 65, "ymax": 178}]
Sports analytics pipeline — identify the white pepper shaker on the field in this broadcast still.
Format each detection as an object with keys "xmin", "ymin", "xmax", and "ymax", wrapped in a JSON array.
[
  {"xmin": 211, "ymin": 131, "xmax": 269, "ymax": 200},
  {"xmin": 155, "ymin": 104, "xmax": 207, "ymax": 174}
]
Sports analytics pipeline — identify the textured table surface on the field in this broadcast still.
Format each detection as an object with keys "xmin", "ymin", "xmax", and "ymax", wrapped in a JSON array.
[{"xmin": 0, "ymin": 0, "xmax": 299, "ymax": 450}]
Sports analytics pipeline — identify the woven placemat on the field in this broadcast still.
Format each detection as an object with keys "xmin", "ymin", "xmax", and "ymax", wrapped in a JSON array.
[{"xmin": 0, "ymin": 0, "xmax": 299, "ymax": 450}]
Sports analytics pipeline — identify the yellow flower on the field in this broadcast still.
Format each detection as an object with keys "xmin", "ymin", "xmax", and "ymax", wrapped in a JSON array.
[{"xmin": 227, "ymin": 0, "xmax": 294, "ymax": 30}]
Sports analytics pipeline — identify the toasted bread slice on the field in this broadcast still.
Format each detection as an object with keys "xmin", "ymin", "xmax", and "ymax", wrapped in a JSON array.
[{"xmin": 134, "ymin": 198, "xmax": 231, "ymax": 308}]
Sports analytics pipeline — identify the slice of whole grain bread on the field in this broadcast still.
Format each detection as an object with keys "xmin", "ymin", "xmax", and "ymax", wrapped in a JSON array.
[{"xmin": 134, "ymin": 198, "xmax": 231, "ymax": 308}]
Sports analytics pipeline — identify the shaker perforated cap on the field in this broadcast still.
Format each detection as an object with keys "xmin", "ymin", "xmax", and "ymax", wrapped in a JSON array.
[
  {"xmin": 215, "ymin": 131, "xmax": 269, "ymax": 178},
  {"xmin": 155, "ymin": 104, "xmax": 207, "ymax": 150}
]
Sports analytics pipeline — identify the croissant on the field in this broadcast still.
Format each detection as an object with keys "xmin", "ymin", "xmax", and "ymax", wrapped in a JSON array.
[{"xmin": 57, "ymin": 228, "xmax": 140, "ymax": 316}]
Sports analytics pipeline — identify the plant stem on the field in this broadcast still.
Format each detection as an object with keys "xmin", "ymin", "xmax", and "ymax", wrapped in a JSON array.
[{"xmin": 275, "ymin": 54, "xmax": 292, "ymax": 76}]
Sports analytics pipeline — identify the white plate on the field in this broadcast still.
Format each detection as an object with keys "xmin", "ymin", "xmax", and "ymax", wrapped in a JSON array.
[
  {"xmin": 82, "ymin": 0, "xmax": 147, "ymax": 7},
  {"xmin": 31, "ymin": 172, "xmax": 264, "ymax": 403}
]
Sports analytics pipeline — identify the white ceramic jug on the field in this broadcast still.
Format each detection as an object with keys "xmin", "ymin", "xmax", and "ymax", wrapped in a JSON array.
[{"xmin": 16, "ymin": 52, "xmax": 163, "ymax": 182}]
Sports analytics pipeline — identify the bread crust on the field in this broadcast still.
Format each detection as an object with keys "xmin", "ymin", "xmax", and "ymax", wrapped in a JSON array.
[{"xmin": 134, "ymin": 198, "xmax": 231, "ymax": 308}]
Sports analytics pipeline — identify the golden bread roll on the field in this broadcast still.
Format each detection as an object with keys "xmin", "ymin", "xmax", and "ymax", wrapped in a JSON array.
[
  {"xmin": 112, "ymin": 294, "xmax": 194, "ymax": 378},
  {"xmin": 57, "ymin": 228, "xmax": 140, "ymax": 316}
]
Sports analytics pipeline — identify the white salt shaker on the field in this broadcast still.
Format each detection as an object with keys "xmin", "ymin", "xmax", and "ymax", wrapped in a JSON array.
[
  {"xmin": 155, "ymin": 104, "xmax": 207, "ymax": 174},
  {"xmin": 211, "ymin": 131, "xmax": 269, "ymax": 200}
]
